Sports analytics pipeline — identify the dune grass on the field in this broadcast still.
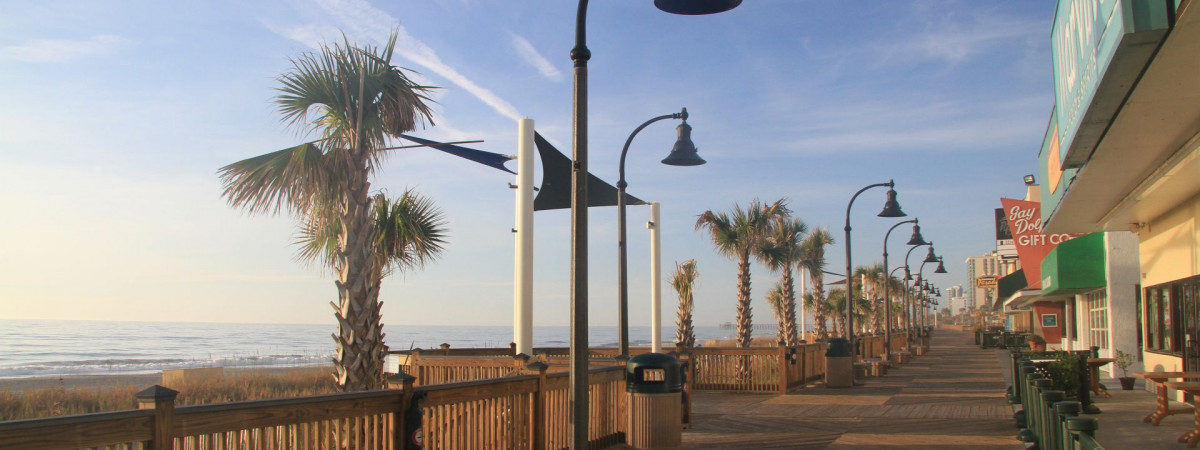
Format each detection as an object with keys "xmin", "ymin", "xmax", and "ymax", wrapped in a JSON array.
[{"xmin": 0, "ymin": 366, "xmax": 339, "ymax": 421}]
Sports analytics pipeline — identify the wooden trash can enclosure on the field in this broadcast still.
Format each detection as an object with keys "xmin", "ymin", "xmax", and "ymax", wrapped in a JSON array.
[{"xmin": 626, "ymin": 353, "xmax": 683, "ymax": 450}]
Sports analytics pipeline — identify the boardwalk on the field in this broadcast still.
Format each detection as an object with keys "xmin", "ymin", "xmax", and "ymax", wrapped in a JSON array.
[{"xmin": 683, "ymin": 329, "xmax": 1021, "ymax": 449}]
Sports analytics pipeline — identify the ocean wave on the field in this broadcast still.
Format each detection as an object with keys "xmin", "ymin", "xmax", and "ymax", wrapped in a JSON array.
[{"xmin": 0, "ymin": 353, "xmax": 333, "ymax": 379}]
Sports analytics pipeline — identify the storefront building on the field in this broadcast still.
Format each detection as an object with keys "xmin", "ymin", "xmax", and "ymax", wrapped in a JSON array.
[{"xmin": 1039, "ymin": 0, "xmax": 1195, "ymax": 394}]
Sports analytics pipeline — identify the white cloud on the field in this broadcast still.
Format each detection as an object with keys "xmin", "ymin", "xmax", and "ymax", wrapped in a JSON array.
[
  {"xmin": 0, "ymin": 35, "xmax": 127, "ymax": 63},
  {"xmin": 509, "ymin": 32, "xmax": 562, "ymax": 82},
  {"xmin": 880, "ymin": 12, "xmax": 1044, "ymax": 65},
  {"xmin": 268, "ymin": 0, "xmax": 523, "ymax": 122}
]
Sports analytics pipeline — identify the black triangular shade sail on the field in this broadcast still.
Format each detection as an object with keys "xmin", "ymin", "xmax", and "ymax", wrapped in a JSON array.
[
  {"xmin": 533, "ymin": 132, "xmax": 644, "ymax": 211},
  {"xmin": 399, "ymin": 134, "xmax": 516, "ymax": 174}
]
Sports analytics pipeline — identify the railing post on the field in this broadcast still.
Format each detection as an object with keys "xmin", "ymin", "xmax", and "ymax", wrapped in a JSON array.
[
  {"xmin": 439, "ymin": 343, "xmax": 451, "ymax": 355},
  {"xmin": 514, "ymin": 353, "xmax": 531, "ymax": 374},
  {"xmin": 527, "ymin": 361, "xmax": 549, "ymax": 450},
  {"xmin": 135, "ymin": 385, "xmax": 178, "ymax": 450},
  {"xmin": 510, "ymin": 342, "xmax": 518, "ymax": 357},
  {"xmin": 387, "ymin": 371, "xmax": 417, "ymax": 450}
]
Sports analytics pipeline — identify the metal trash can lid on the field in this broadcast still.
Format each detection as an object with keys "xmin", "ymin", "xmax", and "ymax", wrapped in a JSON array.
[
  {"xmin": 626, "ymin": 353, "xmax": 682, "ymax": 393},
  {"xmin": 826, "ymin": 337, "xmax": 852, "ymax": 357}
]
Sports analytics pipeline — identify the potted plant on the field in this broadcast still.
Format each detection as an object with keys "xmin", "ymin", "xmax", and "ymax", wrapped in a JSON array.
[
  {"xmin": 1114, "ymin": 349, "xmax": 1136, "ymax": 390},
  {"xmin": 1027, "ymin": 334, "xmax": 1046, "ymax": 352}
]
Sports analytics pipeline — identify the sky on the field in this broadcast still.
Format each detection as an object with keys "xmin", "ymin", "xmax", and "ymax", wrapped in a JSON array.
[{"xmin": 0, "ymin": 0, "xmax": 1057, "ymax": 330}]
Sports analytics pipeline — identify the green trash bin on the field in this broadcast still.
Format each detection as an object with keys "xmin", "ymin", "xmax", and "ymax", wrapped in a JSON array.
[{"xmin": 626, "ymin": 353, "xmax": 682, "ymax": 449}]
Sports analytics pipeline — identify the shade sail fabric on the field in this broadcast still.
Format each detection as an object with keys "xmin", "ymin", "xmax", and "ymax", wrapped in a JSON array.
[
  {"xmin": 1040, "ymin": 232, "xmax": 1106, "ymax": 296},
  {"xmin": 532, "ymin": 132, "xmax": 645, "ymax": 212},
  {"xmin": 398, "ymin": 134, "xmax": 516, "ymax": 174}
]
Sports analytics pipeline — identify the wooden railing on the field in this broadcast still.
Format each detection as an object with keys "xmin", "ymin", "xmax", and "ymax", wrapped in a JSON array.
[
  {"xmin": 686, "ymin": 343, "xmax": 826, "ymax": 395},
  {"xmin": 399, "ymin": 343, "xmax": 836, "ymax": 396},
  {"xmin": 0, "ymin": 366, "xmax": 626, "ymax": 450},
  {"xmin": 400, "ymin": 355, "xmax": 528, "ymax": 386}
]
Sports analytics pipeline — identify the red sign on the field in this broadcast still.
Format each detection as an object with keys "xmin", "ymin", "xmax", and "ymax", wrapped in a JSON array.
[{"xmin": 999, "ymin": 198, "xmax": 1082, "ymax": 289}]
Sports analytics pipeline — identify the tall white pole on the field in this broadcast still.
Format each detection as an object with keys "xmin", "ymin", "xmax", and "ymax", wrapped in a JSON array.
[
  {"xmin": 649, "ymin": 202, "xmax": 662, "ymax": 353},
  {"xmin": 513, "ymin": 118, "xmax": 535, "ymax": 355},
  {"xmin": 801, "ymin": 267, "xmax": 811, "ymax": 340}
]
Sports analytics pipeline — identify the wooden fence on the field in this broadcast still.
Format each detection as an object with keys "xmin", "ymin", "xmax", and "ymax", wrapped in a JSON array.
[{"xmin": 0, "ymin": 366, "xmax": 626, "ymax": 450}]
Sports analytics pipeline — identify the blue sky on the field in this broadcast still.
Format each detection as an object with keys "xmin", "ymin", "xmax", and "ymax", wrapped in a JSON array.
[{"xmin": 0, "ymin": 0, "xmax": 1055, "ymax": 329}]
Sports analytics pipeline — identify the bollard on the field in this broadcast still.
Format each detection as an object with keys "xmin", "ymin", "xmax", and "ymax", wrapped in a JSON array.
[
  {"xmin": 1066, "ymin": 416, "xmax": 1101, "ymax": 449},
  {"xmin": 1039, "ymin": 390, "xmax": 1065, "ymax": 450},
  {"xmin": 1054, "ymin": 401, "xmax": 1081, "ymax": 449}
]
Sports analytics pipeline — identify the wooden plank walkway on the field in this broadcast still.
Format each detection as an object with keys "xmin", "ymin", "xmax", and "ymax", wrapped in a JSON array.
[{"xmin": 682, "ymin": 329, "xmax": 1021, "ymax": 449}]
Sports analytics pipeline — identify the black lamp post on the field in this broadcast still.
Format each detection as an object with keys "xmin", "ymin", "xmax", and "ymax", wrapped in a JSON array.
[
  {"xmin": 882, "ymin": 219, "xmax": 925, "ymax": 359},
  {"xmin": 568, "ymin": 2, "xmax": 738, "ymax": 447},
  {"xmin": 902, "ymin": 241, "xmax": 934, "ymax": 339},
  {"xmin": 843, "ymin": 180, "xmax": 905, "ymax": 353},
  {"xmin": 616, "ymin": 108, "xmax": 703, "ymax": 357}
]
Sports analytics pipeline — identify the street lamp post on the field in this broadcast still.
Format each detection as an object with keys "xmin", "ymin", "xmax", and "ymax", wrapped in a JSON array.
[
  {"xmin": 843, "ymin": 181, "xmax": 905, "ymax": 350},
  {"xmin": 902, "ymin": 241, "xmax": 934, "ymax": 339},
  {"xmin": 916, "ymin": 255, "xmax": 947, "ymax": 333},
  {"xmin": 882, "ymin": 219, "xmax": 925, "ymax": 360},
  {"xmin": 616, "ymin": 108, "xmax": 704, "ymax": 357},
  {"xmin": 568, "ymin": 2, "xmax": 739, "ymax": 447}
]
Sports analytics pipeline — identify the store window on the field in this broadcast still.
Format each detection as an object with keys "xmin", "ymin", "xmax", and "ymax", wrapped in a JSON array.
[
  {"xmin": 1084, "ymin": 290, "xmax": 1108, "ymax": 350},
  {"xmin": 1144, "ymin": 276, "xmax": 1200, "ymax": 354}
]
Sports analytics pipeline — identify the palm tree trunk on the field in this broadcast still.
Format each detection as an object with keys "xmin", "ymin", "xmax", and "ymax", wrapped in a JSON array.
[
  {"xmin": 735, "ymin": 251, "xmax": 753, "ymax": 381},
  {"xmin": 332, "ymin": 140, "xmax": 386, "ymax": 392},
  {"xmin": 676, "ymin": 291, "xmax": 695, "ymax": 348},
  {"xmin": 780, "ymin": 267, "xmax": 798, "ymax": 346},
  {"xmin": 812, "ymin": 277, "xmax": 828, "ymax": 340}
]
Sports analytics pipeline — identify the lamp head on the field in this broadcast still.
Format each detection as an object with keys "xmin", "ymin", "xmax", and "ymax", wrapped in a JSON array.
[
  {"xmin": 903, "ymin": 267, "xmax": 912, "ymax": 281},
  {"xmin": 906, "ymin": 222, "xmax": 928, "ymax": 246},
  {"xmin": 661, "ymin": 120, "xmax": 706, "ymax": 166},
  {"xmin": 923, "ymin": 245, "xmax": 939, "ymax": 263},
  {"xmin": 878, "ymin": 186, "xmax": 906, "ymax": 218},
  {"xmin": 934, "ymin": 257, "xmax": 948, "ymax": 274},
  {"xmin": 655, "ymin": 0, "xmax": 742, "ymax": 15},
  {"xmin": 1023, "ymin": 174, "xmax": 1036, "ymax": 185}
]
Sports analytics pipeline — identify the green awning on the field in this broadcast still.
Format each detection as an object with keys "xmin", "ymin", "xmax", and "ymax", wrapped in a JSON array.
[
  {"xmin": 997, "ymin": 269, "xmax": 1028, "ymax": 302},
  {"xmin": 1041, "ymin": 232, "xmax": 1106, "ymax": 296}
]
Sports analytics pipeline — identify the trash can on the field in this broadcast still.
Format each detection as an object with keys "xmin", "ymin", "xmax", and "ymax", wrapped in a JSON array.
[
  {"xmin": 825, "ymin": 338, "xmax": 853, "ymax": 388},
  {"xmin": 626, "ymin": 353, "xmax": 682, "ymax": 450}
]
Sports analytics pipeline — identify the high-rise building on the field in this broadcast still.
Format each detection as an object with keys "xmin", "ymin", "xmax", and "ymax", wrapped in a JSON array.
[{"xmin": 965, "ymin": 252, "xmax": 1019, "ymax": 310}]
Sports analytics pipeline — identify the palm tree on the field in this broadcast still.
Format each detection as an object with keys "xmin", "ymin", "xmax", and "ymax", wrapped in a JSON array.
[
  {"xmin": 826, "ymin": 288, "xmax": 847, "ymax": 336},
  {"xmin": 760, "ymin": 215, "xmax": 807, "ymax": 346},
  {"xmin": 798, "ymin": 227, "xmax": 835, "ymax": 340},
  {"xmin": 853, "ymin": 264, "xmax": 885, "ymax": 334},
  {"xmin": 695, "ymin": 199, "xmax": 789, "ymax": 349},
  {"xmin": 219, "ymin": 33, "xmax": 439, "ymax": 391},
  {"xmin": 671, "ymin": 260, "xmax": 700, "ymax": 348},
  {"xmin": 766, "ymin": 283, "xmax": 785, "ymax": 342}
]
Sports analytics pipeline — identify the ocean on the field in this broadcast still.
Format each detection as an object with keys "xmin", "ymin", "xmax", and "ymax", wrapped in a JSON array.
[{"xmin": 0, "ymin": 320, "xmax": 757, "ymax": 379}]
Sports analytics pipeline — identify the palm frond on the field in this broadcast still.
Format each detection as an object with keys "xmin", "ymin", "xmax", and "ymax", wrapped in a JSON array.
[
  {"xmin": 373, "ymin": 189, "xmax": 449, "ymax": 277},
  {"xmin": 218, "ymin": 141, "xmax": 337, "ymax": 216}
]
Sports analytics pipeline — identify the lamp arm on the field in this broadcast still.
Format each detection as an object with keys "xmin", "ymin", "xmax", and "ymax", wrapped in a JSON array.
[
  {"xmin": 882, "ymin": 218, "xmax": 917, "ymax": 257},
  {"xmin": 617, "ymin": 110, "xmax": 685, "ymax": 187},
  {"xmin": 573, "ymin": 1, "xmax": 590, "ymax": 65},
  {"xmin": 843, "ymin": 180, "xmax": 894, "ymax": 231},
  {"xmin": 903, "ymin": 241, "xmax": 932, "ymax": 269}
]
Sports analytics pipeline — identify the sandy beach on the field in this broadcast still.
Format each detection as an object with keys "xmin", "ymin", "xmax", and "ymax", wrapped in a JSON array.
[{"xmin": 0, "ymin": 366, "xmax": 329, "ymax": 394}]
